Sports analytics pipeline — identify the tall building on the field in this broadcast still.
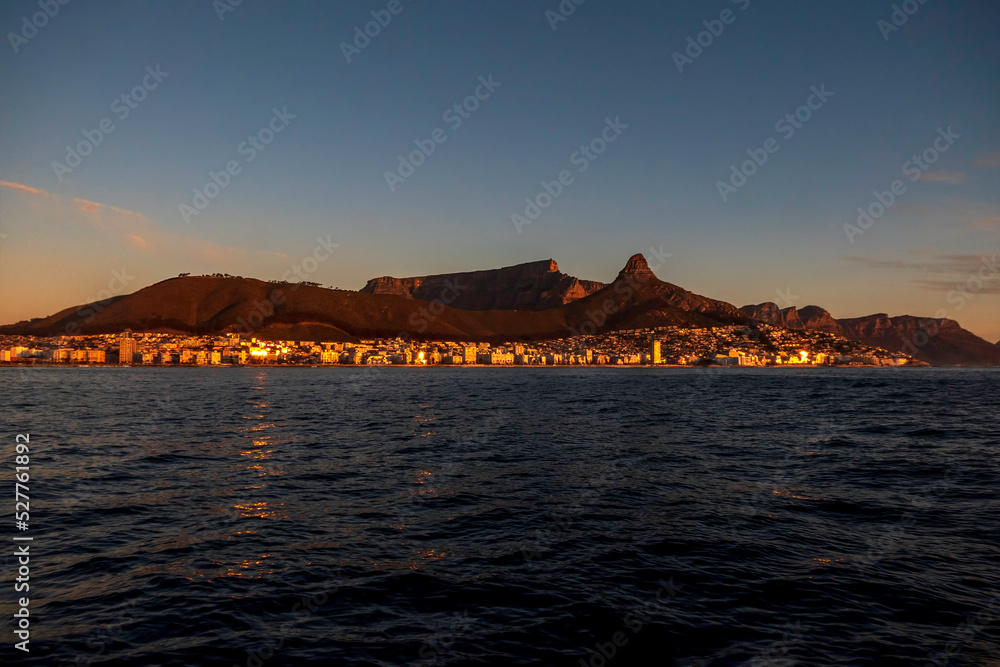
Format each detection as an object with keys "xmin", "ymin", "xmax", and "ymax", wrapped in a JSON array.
[
  {"xmin": 650, "ymin": 339, "xmax": 662, "ymax": 365},
  {"xmin": 119, "ymin": 329, "xmax": 138, "ymax": 363}
]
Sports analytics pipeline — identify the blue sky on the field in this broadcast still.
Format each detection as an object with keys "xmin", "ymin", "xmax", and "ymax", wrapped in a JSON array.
[{"xmin": 1, "ymin": 0, "xmax": 998, "ymax": 340}]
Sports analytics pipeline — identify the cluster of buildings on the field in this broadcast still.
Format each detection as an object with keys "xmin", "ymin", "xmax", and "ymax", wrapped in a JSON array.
[
  {"xmin": 640, "ymin": 325, "xmax": 914, "ymax": 367},
  {"xmin": 0, "ymin": 324, "xmax": 917, "ymax": 367}
]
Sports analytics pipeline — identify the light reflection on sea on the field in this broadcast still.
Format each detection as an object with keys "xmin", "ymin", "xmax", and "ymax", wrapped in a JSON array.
[{"xmin": 1, "ymin": 366, "xmax": 997, "ymax": 666}]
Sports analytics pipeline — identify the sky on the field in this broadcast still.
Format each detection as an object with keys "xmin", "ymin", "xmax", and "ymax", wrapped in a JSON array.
[{"xmin": 1, "ymin": 0, "xmax": 998, "ymax": 341}]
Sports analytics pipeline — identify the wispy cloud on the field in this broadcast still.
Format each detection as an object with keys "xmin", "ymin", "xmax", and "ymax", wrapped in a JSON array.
[
  {"xmin": 843, "ymin": 256, "xmax": 916, "ymax": 271},
  {"xmin": 72, "ymin": 197, "xmax": 103, "ymax": 212},
  {"xmin": 917, "ymin": 170, "xmax": 966, "ymax": 184},
  {"xmin": 973, "ymin": 216, "xmax": 1000, "ymax": 229},
  {"xmin": 912, "ymin": 278, "xmax": 1000, "ymax": 294},
  {"xmin": 972, "ymin": 151, "xmax": 1000, "ymax": 168},
  {"xmin": 844, "ymin": 251, "xmax": 999, "ymax": 291},
  {"xmin": 0, "ymin": 179, "xmax": 276, "ymax": 265},
  {"xmin": 127, "ymin": 234, "xmax": 149, "ymax": 250},
  {"xmin": 0, "ymin": 181, "xmax": 50, "ymax": 197},
  {"xmin": 883, "ymin": 199, "xmax": 1000, "ymax": 232}
]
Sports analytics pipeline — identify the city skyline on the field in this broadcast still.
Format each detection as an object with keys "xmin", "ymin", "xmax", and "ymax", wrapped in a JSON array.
[
  {"xmin": 1, "ymin": 1, "xmax": 998, "ymax": 341},
  {"xmin": 0, "ymin": 324, "xmax": 918, "ymax": 368}
]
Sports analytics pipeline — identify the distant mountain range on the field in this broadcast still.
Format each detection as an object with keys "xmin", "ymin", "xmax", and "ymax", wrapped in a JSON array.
[
  {"xmin": 2, "ymin": 254, "xmax": 997, "ymax": 365},
  {"xmin": 739, "ymin": 303, "xmax": 1000, "ymax": 366}
]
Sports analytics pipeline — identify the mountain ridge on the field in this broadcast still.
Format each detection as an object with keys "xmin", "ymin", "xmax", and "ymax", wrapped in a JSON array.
[
  {"xmin": 2, "ymin": 254, "xmax": 996, "ymax": 365},
  {"xmin": 741, "ymin": 302, "xmax": 999, "ymax": 366},
  {"xmin": 360, "ymin": 258, "xmax": 605, "ymax": 311},
  {"xmin": 0, "ymin": 254, "xmax": 746, "ymax": 344}
]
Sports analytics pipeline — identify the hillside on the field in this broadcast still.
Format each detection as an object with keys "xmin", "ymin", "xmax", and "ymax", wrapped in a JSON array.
[
  {"xmin": 740, "ymin": 303, "xmax": 804, "ymax": 330},
  {"xmin": 0, "ymin": 254, "xmax": 746, "ymax": 342},
  {"xmin": 360, "ymin": 258, "xmax": 605, "ymax": 310},
  {"xmin": 741, "ymin": 302, "xmax": 999, "ymax": 366},
  {"xmin": 5, "ymin": 252, "xmax": 996, "ymax": 365},
  {"xmin": 838, "ymin": 314, "xmax": 1000, "ymax": 367}
]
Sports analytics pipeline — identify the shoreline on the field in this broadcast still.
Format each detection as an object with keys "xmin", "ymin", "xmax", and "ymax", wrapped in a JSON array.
[{"xmin": 0, "ymin": 363, "xmax": 955, "ymax": 370}]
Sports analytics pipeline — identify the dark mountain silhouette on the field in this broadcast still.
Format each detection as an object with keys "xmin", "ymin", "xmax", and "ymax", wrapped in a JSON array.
[
  {"xmin": 741, "ymin": 302, "xmax": 999, "ymax": 366},
  {"xmin": 796, "ymin": 305, "xmax": 842, "ymax": 334},
  {"xmin": 360, "ymin": 258, "xmax": 605, "ymax": 310},
  {"xmin": 3, "ymin": 252, "xmax": 996, "ymax": 365},
  {"xmin": 740, "ymin": 303, "xmax": 804, "ymax": 330},
  {"xmin": 837, "ymin": 314, "xmax": 1000, "ymax": 366},
  {"xmin": 0, "ymin": 254, "xmax": 746, "ymax": 343}
]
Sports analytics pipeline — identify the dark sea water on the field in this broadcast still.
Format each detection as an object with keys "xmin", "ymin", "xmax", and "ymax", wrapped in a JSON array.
[{"xmin": 1, "ymin": 367, "xmax": 998, "ymax": 666}]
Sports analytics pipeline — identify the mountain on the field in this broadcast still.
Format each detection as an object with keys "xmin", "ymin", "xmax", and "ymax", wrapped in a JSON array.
[
  {"xmin": 740, "ymin": 303, "xmax": 803, "ymax": 329},
  {"xmin": 741, "ymin": 302, "xmax": 999, "ymax": 366},
  {"xmin": 565, "ymin": 254, "xmax": 749, "ymax": 331},
  {"xmin": 7, "ymin": 253, "xmax": 995, "ymax": 365},
  {"xmin": 1, "ymin": 254, "xmax": 746, "ymax": 342},
  {"xmin": 837, "ymin": 314, "xmax": 1000, "ymax": 366},
  {"xmin": 797, "ymin": 305, "xmax": 842, "ymax": 334},
  {"xmin": 360, "ymin": 258, "xmax": 605, "ymax": 311}
]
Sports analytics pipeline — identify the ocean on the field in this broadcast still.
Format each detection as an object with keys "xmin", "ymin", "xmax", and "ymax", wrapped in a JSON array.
[{"xmin": 2, "ymin": 367, "xmax": 998, "ymax": 666}]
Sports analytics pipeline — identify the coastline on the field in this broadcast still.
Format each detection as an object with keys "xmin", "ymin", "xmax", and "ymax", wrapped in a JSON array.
[{"xmin": 0, "ymin": 363, "xmax": 956, "ymax": 369}]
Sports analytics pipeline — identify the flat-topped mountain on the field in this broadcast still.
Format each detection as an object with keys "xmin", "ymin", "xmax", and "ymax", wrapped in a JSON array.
[
  {"xmin": 1, "ymin": 254, "xmax": 745, "ymax": 343},
  {"xmin": 3, "ymin": 252, "xmax": 996, "ymax": 365},
  {"xmin": 360, "ymin": 258, "xmax": 604, "ymax": 311}
]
